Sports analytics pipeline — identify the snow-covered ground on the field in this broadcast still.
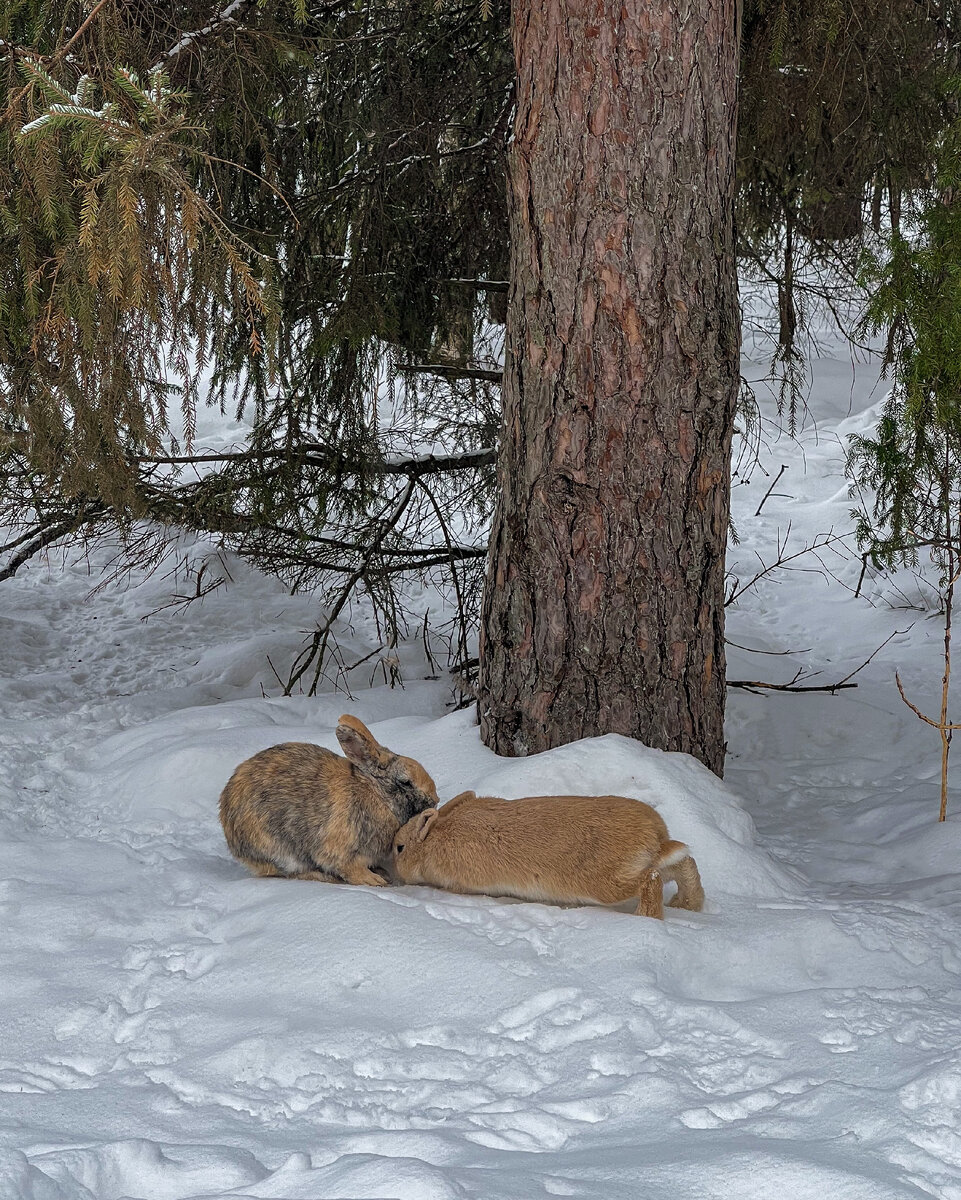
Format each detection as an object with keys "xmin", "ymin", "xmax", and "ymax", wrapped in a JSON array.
[{"xmin": 2, "ymin": 352, "xmax": 961, "ymax": 1200}]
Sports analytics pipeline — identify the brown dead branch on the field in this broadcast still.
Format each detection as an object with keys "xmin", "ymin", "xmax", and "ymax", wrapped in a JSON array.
[{"xmin": 727, "ymin": 676, "xmax": 858, "ymax": 693}]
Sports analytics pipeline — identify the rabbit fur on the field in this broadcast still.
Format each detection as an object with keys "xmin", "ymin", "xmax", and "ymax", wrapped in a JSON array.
[
  {"xmin": 220, "ymin": 714, "xmax": 439, "ymax": 886},
  {"xmin": 392, "ymin": 790, "xmax": 704, "ymax": 918}
]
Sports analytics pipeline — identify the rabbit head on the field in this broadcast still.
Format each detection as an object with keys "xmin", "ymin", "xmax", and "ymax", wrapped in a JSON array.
[
  {"xmin": 391, "ymin": 807, "xmax": 439, "ymax": 883},
  {"xmin": 335, "ymin": 714, "xmax": 439, "ymax": 823}
]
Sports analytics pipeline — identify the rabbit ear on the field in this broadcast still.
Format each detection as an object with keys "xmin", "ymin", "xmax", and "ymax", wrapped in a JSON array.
[
  {"xmin": 412, "ymin": 809, "xmax": 438, "ymax": 842},
  {"xmin": 336, "ymin": 715, "xmax": 392, "ymax": 770}
]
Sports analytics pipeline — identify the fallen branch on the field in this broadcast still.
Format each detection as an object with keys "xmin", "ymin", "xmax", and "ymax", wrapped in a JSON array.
[
  {"xmin": 728, "ymin": 628, "xmax": 909, "ymax": 695},
  {"xmin": 725, "ymin": 639, "xmax": 811, "ymax": 656},
  {"xmin": 832, "ymin": 627, "xmax": 910, "ymax": 689},
  {"xmin": 727, "ymin": 677, "xmax": 858, "ymax": 693}
]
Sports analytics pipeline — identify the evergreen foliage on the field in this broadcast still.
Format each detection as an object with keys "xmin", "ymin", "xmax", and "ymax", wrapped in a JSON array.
[
  {"xmin": 737, "ymin": 0, "xmax": 960, "ymax": 421},
  {"xmin": 2, "ymin": 0, "xmax": 509, "ymax": 498},
  {"xmin": 848, "ymin": 119, "xmax": 961, "ymax": 577},
  {"xmin": 6, "ymin": 58, "xmax": 271, "ymax": 505},
  {"xmin": 846, "ymin": 116, "xmax": 961, "ymax": 823},
  {"xmin": 739, "ymin": 0, "xmax": 954, "ymax": 248},
  {"xmin": 2, "ymin": 0, "xmax": 961, "ymax": 689}
]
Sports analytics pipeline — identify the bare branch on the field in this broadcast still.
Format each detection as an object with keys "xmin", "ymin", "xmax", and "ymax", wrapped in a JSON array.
[
  {"xmin": 284, "ymin": 478, "xmax": 419, "ymax": 696},
  {"xmin": 726, "ymin": 527, "xmax": 848, "ymax": 606},
  {"xmin": 0, "ymin": 508, "xmax": 103, "ymax": 582},
  {"xmin": 394, "ymin": 362, "xmax": 502, "ymax": 384},
  {"xmin": 132, "ymin": 445, "xmax": 497, "ymax": 475},
  {"xmin": 833, "ymin": 627, "xmax": 911, "ymax": 688},
  {"xmin": 754, "ymin": 463, "xmax": 788, "ymax": 517},
  {"xmin": 726, "ymin": 639, "xmax": 811, "ymax": 656},
  {"xmin": 59, "ymin": 0, "xmax": 113, "ymax": 61},
  {"xmin": 417, "ymin": 478, "xmax": 472, "ymax": 667},
  {"xmin": 727, "ymin": 678, "xmax": 858, "ymax": 693},
  {"xmin": 895, "ymin": 671, "xmax": 961, "ymax": 731},
  {"xmin": 728, "ymin": 629, "xmax": 910, "ymax": 695}
]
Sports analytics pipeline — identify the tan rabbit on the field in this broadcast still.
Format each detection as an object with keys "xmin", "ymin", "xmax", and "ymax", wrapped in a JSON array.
[
  {"xmin": 219, "ymin": 715, "xmax": 439, "ymax": 886},
  {"xmin": 392, "ymin": 790, "xmax": 704, "ymax": 918}
]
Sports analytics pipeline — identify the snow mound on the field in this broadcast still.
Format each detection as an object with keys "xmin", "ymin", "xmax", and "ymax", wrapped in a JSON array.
[
  {"xmin": 65, "ymin": 702, "xmax": 798, "ymax": 906},
  {"xmin": 28, "ymin": 1141, "xmax": 265, "ymax": 1200},
  {"xmin": 461, "ymin": 725, "xmax": 803, "ymax": 902}
]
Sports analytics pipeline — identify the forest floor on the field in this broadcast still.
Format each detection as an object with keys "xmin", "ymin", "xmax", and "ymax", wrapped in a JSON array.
[{"xmin": 1, "ymin": 350, "xmax": 960, "ymax": 1200}]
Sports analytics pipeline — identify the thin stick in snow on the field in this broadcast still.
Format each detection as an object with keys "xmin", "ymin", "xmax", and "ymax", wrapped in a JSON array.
[{"xmin": 754, "ymin": 464, "xmax": 788, "ymax": 516}]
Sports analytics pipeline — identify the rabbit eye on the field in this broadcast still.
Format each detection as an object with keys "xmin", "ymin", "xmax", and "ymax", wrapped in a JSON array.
[{"xmin": 396, "ymin": 843, "xmax": 405, "ymax": 854}]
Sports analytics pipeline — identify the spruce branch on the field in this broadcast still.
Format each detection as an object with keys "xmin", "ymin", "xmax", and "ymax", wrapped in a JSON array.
[{"xmin": 153, "ymin": 0, "xmax": 261, "ymax": 73}]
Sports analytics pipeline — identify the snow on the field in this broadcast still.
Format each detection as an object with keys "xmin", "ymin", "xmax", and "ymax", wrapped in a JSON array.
[{"xmin": 3, "ymin": 348, "xmax": 961, "ymax": 1199}]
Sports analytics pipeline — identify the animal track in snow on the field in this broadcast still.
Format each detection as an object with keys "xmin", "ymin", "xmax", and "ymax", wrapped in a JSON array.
[
  {"xmin": 639, "ymin": 992, "xmax": 789, "ymax": 1096},
  {"xmin": 490, "ymin": 988, "xmax": 623, "ymax": 1051},
  {"xmin": 137, "ymin": 985, "xmax": 638, "ymax": 1157},
  {"xmin": 819, "ymin": 986, "xmax": 961, "ymax": 1054},
  {"xmin": 830, "ymin": 904, "xmax": 961, "ymax": 974},
  {"xmin": 0, "ymin": 1057, "xmax": 98, "ymax": 1094}
]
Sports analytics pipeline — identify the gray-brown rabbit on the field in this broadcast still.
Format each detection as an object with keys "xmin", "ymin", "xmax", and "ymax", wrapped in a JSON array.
[
  {"xmin": 219, "ymin": 714, "xmax": 439, "ymax": 886},
  {"xmin": 392, "ymin": 790, "xmax": 704, "ymax": 918}
]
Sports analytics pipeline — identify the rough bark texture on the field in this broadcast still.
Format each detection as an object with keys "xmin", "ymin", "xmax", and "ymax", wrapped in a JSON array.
[{"xmin": 478, "ymin": 0, "xmax": 740, "ymax": 775}]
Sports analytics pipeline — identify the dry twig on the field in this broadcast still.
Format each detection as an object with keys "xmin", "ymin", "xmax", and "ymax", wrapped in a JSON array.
[{"xmin": 754, "ymin": 463, "xmax": 788, "ymax": 516}]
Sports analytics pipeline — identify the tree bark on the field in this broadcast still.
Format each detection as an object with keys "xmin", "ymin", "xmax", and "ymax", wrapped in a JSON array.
[{"xmin": 478, "ymin": 0, "xmax": 740, "ymax": 775}]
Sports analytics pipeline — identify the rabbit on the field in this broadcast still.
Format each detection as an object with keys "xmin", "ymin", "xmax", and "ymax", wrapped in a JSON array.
[
  {"xmin": 219, "ymin": 714, "xmax": 439, "ymax": 886},
  {"xmin": 391, "ymin": 789, "xmax": 704, "ymax": 918}
]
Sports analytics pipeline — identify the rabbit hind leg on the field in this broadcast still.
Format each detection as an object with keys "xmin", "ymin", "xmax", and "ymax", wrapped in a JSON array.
[
  {"xmin": 664, "ymin": 854, "xmax": 705, "ymax": 912},
  {"xmin": 634, "ymin": 868, "xmax": 665, "ymax": 919},
  {"xmin": 239, "ymin": 856, "xmax": 341, "ymax": 883}
]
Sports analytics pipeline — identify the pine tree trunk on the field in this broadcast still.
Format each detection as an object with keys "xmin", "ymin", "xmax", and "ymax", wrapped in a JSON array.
[{"xmin": 478, "ymin": 0, "xmax": 740, "ymax": 775}]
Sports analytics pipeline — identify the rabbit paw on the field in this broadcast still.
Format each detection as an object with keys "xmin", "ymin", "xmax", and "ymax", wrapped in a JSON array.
[{"xmin": 342, "ymin": 863, "xmax": 390, "ymax": 888}]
